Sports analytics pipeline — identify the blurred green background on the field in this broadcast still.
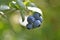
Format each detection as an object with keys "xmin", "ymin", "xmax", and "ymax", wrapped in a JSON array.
[{"xmin": 0, "ymin": 0, "xmax": 60, "ymax": 40}]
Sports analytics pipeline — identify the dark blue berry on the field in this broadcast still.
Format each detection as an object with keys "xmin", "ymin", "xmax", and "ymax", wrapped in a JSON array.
[
  {"xmin": 33, "ymin": 12, "xmax": 41, "ymax": 19},
  {"xmin": 38, "ymin": 16, "xmax": 43, "ymax": 23},
  {"xmin": 33, "ymin": 20, "xmax": 41, "ymax": 28},
  {"xmin": 27, "ymin": 16, "xmax": 35, "ymax": 23},
  {"xmin": 26, "ymin": 23, "xmax": 33, "ymax": 29}
]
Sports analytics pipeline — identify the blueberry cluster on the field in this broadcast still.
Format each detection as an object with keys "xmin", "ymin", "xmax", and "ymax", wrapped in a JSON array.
[{"xmin": 26, "ymin": 12, "xmax": 43, "ymax": 29}]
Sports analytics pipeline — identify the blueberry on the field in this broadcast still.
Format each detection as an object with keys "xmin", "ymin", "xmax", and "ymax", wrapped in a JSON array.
[
  {"xmin": 38, "ymin": 16, "xmax": 43, "ymax": 23},
  {"xmin": 33, "ymin": 20, "xmax": 41, "ymax": 28},
  {"xmin": 27, "ymin": 16, "xmax": 35, "ymax": 23},
  {"xmin": 33, "ymin": 12, "xmax": 41, "ymax": 19},
  {"xmin": 26, "ymin": 23, "xmax": 33, "ymax": 29}
]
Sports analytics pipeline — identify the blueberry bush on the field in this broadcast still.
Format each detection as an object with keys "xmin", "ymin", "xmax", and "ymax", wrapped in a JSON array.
[{"xmin": 0, "ymin": 0, "xmax": 60, "ymax": 40}]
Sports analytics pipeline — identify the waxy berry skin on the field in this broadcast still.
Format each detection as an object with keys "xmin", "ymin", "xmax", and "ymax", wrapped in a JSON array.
[
  {"xmin": 33, "ymin": 20, "xmax": 41, "ymax": 28},
  {"xmin": 33, "ymin": 12, "xmax": 41, "ymax": 20},
  {"xmin": 26, "ymin": 23, "xmax": 33, "ymax": 29},
  {"xmin": 37, "ymin": 16, "xmax": 43, "ymax": 23},
  {"xmin": 26, "ymin": 12, "xmax": 42, "ymax": 29},
  {"xmin": 27, "ymin": 16, "xmax": 35, "ymax": 23}
]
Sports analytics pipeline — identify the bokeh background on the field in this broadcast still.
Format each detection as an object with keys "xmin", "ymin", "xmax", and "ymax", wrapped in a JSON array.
[{"xmin": 0, "ymin": 0, "xmax": 60, "ymax": 40}]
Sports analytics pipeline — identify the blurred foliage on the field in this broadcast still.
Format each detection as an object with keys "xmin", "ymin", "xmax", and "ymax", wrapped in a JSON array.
[{"xmin": 0, "ymin": 0, "xmax": 60, "ymax": 40}]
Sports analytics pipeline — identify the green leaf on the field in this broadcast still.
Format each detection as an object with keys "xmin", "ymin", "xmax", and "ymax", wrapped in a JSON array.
[
  {"xmin": 24, "ymin": 1, "xmax": 36, "ymax": 7},
  {"xmin": 16, "ymin": 0, "xmax": 26, "ymax": 9},
  {"xmin": 9, "ymin": 0, "xmax": 26, "ymax": 22},
  {"xmin": 0, "ymin": 5, "xmax": 10, "ymax": 11},
  {"xmin": 0, "ymin": 0, "xmax": 15, "ymax": 5},
  {"xmin": 9, "ymin": 1, "xmax": 19, "ymax": 10},
  {"xmin": 15, "ymin": 0, "xmax": 27, "ymax": 22}
]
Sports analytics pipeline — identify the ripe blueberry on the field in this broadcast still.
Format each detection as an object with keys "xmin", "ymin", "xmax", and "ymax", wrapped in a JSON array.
[
  {"xmin": 26, "ymin": 23, "xmax": 33, "ymax": 29},
  {"xmin": 33, "ymin": 12, "xmax": 41, "ymax": 20},
  {"xmin": 38, "ymin": 16, "xmax": 43, "ymax": 23},
  {"xmin": 27, "ymin": 16, "xmax": 35, "ymax": 23},
  {"xmin": 33, "ymin": 20, "xmax": 41, "ymax": 28}
]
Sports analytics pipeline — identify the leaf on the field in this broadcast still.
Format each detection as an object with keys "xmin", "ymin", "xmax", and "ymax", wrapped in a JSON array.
[
  {"xmin": 9, "ymin": 1, "xmax": 20, "ymax": 10},
  {"xmin": 24, "ymin": 1, "xmax": 36, "ymax": 7},
  {"xmin": 0, "ymin": 0, "xmax": 15, "ymax": 5},
  {"xmin": 15, "ymin": 0, "xmax": 27, "ymax": 22},
  {"xmin": 0, "ymin": 5, "xmax": 10, "ymax": 11},
  {"xmin": 16, "ymin": 0, "xmax": 26, "ymax": 9}
]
